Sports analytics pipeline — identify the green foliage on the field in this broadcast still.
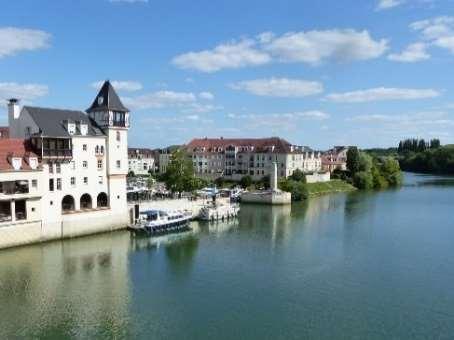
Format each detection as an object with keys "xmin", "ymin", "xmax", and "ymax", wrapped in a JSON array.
[
  {"xmin": 306, "ymin": 180, "xmax": 356, "ymax": 196},
  {"xmin": 347, "ymin": 147, "xmax": 360, "ymax": 175},
  {"xmin": 353, "ymin": 171, "xmax": 374, "ymax": 190},
  {"xmin": 278, "ymin": 178, "xmax": 308, "ymax": 201},
  {"xmin": 398, "ymin": 138, "xmax": 441, "ymax": 154},
  {"xmin": 289, "ymin": 169, "xmax": 306, "ymax": 183},
  {"xmin": 240, "ymin": 175, "xmax": 253, "ymax": 189},
  {"xmin": 163, "ymin": 149, "xmax": 201, "ymax": 195},
  {"xmin": 127, "ymin": 170, "xmax": 135, "ymax": 178},
  {"xmin": 400, "ymin": 146, "xmax": 454, "ymax": 174},
  {"xmin": 358, "ymin": 152, "xmax": 373, "ymax": 172}
]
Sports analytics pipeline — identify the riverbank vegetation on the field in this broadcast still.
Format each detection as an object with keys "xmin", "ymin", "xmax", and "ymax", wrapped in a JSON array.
[
  {"xmin": 397, "ymin": 138, "xmax": 454, "ymax": 174},
  {"xmin": 346, "ymin": 147, "xmax": 403, "ymax": 190}
]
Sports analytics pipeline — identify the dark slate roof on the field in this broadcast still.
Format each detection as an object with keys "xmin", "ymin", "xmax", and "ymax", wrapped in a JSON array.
[
  {"xmin": 24, "ymin": 106, "xmax": 105, "ymax": 138},
  {"xmin": 86, "ymin": 80, "xmax": 129, "ymax": 113}
]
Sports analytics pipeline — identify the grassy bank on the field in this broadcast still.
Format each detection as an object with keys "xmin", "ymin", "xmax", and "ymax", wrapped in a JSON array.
[{"xmin": 306, "ymin": 180, "xmax": 356, "ymax": 197}]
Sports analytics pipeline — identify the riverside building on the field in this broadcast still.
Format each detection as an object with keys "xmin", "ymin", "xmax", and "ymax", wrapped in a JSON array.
[
  {"xmin": 186, "ymin": 137, "xmax": 322, "ymax": 181},
  {"xmin": 128, "ymin": 148, "xmax": 155, "ymax": 175},
  {"xmin": 0, "ymin": 81, "xmax": 131, "ymax": 249}
]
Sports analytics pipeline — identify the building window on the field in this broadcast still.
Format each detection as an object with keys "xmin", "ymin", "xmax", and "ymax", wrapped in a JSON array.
[
  {"xmin": 95, "ymin": 145, "xmax": 99, "ymax": 154},
  {"xmin": 98, "ymin": 176, "xmax": 103, "ymax": 184},
  {"xmin": 116, "ymin": 131, "xmax": 121, "ymax": 142},
  {"xmin": 97, "ymin": 160, "xmax": 103, "ymax": 170},
  {"xmin": 56, "ymin": 163, "xmax": 61, "ymax": 174},
  {"xmin": 49, "ymin": 179, "xmax": 54, "ymax": 191},
  {"xmin": 83, "ymin": 161, "xmax": 88, "ymax": 168},
  {"xmin": 32, "ymin": 180, "xmax": 37, "ymax": 188},
  {"xmin": 101, "ymin": 146, "xmax": 104, "ymax": 154},
  {"xmin": 83, "ymin": 177, "xmax": 88, "ymax": 185},
  {"xmin": 83, "ymin": 144, "xmax": 87, "ymax": 151},
  {"xmin": 56, "ymin": 178, "xmax": 62, "ymax": 190},
  {"xmin": 48, "ymin": 163, "xmax": 53, "ymax": 174},
  {"xmin": 15, "ymin": 200, "xmax": 26, "ymax": 221},
  {"xmin": 70, "ymin": 161, "xmax": 75, "ymax": 170},
  {"xmin": 116, "ymin": 160, "xmax": 121, "ymax": 169},
  {"xmin": 70, "ymin": 177, "xmax": 76, "ymax": 186}
]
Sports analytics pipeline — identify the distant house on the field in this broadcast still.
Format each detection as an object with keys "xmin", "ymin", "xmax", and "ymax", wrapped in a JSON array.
[
  {"xmin": 128, "ymin": 148, "xmax": 155, "ymax": 175},
  {"xmin": 157, "ymin": 145, "xmax": 181, "ymax": 174},
  {"xmin": 0, "ymin": 127, "xmax": 9, "ymax": 139},
  {"xmin": 322, "ymin": 146, "xmax": 349, "ymax": 172}
]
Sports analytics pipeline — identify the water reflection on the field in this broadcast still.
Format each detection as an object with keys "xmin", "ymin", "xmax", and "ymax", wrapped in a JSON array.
[{"xmin": 0, "ymin": 232, "xmax": 132, "ymax": 339}]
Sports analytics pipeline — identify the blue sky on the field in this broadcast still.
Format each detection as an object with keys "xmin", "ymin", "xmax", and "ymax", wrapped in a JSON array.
[{"xmin": 1, "ymin": 0, "xmax": 454, "ymax": 149}]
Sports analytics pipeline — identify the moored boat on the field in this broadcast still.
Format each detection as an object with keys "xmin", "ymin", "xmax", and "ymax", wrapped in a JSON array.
[{"xmin": 136, "ymin": 209, "xmax": 193, "ymax": 235}]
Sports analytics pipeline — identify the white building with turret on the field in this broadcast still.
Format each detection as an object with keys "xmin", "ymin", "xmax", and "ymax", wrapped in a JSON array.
[{"xmin": 0, "ymin": 81, "xmax": 131, "ymax": 249}]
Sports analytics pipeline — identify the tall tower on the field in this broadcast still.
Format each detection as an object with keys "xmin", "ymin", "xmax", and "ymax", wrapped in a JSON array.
[{"xmin": 87, "ymin": 81, "xmax": 130, "ymax": 225}]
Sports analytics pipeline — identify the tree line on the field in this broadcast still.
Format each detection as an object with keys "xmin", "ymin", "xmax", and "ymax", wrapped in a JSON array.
[{"xmin": 398, "ymin": 138, "xmax": 441, "ymax": 153}]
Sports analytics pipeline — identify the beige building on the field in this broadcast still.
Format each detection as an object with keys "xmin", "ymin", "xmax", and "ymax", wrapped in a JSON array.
[
  {"xmin": 185, "ymin": 137, "xmax": 322, "ymax": 181},
  {"xmin": 0, "ymin": 81, "xmax": 131, "ymax": 250},
  {"xmin": 128, "ymin": 148, "xmax": 155, "ymax": 175},
  {"xmin": 322, "ymin": 146, "xmax": 349, "ymax": 172}
]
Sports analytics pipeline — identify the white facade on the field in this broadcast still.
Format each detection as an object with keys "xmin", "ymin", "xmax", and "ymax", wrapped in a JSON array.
[
  {"xmin": 187, "ymin": 139, "xmax": 323, "ymax": 181},
  {"xmin": 128, "ymin": 149, "xmax": 155, "ymax": 175},
  {"xmin": 0, "ymin": 82, "xmax": 132, "ymax": 250}
]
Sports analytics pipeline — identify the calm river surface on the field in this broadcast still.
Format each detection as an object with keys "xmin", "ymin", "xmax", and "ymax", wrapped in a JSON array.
[{"xmin": 1, "ymin": 173, "xmax": 454, "ymax": 339}]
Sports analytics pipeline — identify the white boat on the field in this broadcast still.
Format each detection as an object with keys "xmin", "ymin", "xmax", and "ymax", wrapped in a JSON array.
[
  {"xmin": 199, "ymin": 203, "xmax": 240, "ymax": 221},
  {"xmin": 137, "ymin": 210, "xmax": 193, "ymax": 235}
]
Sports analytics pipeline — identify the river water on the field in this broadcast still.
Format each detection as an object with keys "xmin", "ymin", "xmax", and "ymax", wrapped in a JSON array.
[{"xmin": 1, "ymin": 173, "xmax": 454, "ymax": 339}]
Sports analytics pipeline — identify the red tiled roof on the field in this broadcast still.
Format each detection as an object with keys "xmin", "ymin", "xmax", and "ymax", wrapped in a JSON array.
[
  {"xmin": 186, "ymin": 137, "xmax": 293, "ymax": 153},
  {"xmin": 0, "ymin": 139, "xmax": 39, "ymax": 171}
]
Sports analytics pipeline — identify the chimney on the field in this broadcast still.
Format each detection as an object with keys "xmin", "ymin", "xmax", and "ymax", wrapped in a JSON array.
[{"xmin": 8, "ymin": 98, "xmax": 20, "ymax": 120}]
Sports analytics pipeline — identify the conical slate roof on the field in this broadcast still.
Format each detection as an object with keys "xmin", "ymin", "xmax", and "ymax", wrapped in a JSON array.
[{"xmin": 87, "ymin": 80, "xmax": 129, "ymax": 113}]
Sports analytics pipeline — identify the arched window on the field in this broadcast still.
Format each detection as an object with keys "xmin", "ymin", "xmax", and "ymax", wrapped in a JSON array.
[
  {"xmin": 97, "ymin": 192, "xmax": 108, "ymax": 208},
  {"xmin": 100, "ymin": 145, "xmax": 104, "ymax": 154},
  {"xmin": 62, "ymin": 195, "xmax": 75, "ymax": 213},
  {"xmin": 80, "ymin": 193, "xmax": 92, "ymax": 210},
  {"xmin": 95, "ymin": 145, "xmax": 99, "ymax": 154},
  {"xmin": 116, "ymin": 131, "xmax": 120, "ymax": 142}
]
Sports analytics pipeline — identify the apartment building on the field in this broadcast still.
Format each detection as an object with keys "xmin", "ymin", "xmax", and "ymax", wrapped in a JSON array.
[
  {"xmin": 0, "ymin": 81, "xmax": 131, "ymax": 249},
  {"xmin": 322, "ymin": 146, "xmax": 349, "ymax": 172},
  {"xmin": 128, "ymin": 148, "xmax": 155, "ymax": 175},
  {"xmin": 186, "ymin": 137, "xmax": 322, "ymax": 181}
]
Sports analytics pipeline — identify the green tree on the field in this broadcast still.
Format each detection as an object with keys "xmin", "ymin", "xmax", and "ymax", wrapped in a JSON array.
[
  {"xmin": 289, "ymin": 169, "xmax": 306, "ymax": 182},
  {"xmin": 163, "ymin": 149, "xmax": 198, "ymax": 197},
  {"xmin": 240, "ymin": 175, "xmax": 253, "ymax": 189},
  {"xmin": 358, "ymin": 152, "xmax": 373, "ymax": 172},
  {"xmin": 278, "ymin": 178, "xmax": 308, "ymax": 201},
  {"xmin": 353, "ymin": 171, "xmax": 374, "ymax": 190},
  {"xmin": 347, "ymin": 147, "xmax": 361, "ymax": 175}
]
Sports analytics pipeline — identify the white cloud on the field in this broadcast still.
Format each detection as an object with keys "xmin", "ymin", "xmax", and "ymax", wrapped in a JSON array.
[
  {"xmin": 122, "ymin": 90, "xmax": 196, "ymax": 110},
  {"xmin": 172, "ymin": 29, "xmax": 388, "ymax": 72},
  {"xmin": 172, "ymin": 39, "xmax": 271, "ymax": 73},
  {"xmin": 122, "ymin": 89, "xmax": 220, "ymax": 113},
  {"xmin": 326, "ymin": 87, "xmax": 440, "ymax": 103},
  {"xmin": 198, "ymin": 92, "xmax": 214, "ymax": 100},
  {"xmin": 0, "ymin": 27, "xmax": 50, "ymax": 58},
  {"xmin": 411, "ymin": 16, "xmax": 454, "ymax": 54},
  {"xmin": 230, "ymin": 78, "xmax": 323, "ymax": 97},
  {"xmin": 0, "ymin": 82, "xmax": 48, "ymax": 101},
  {"xmin": 295, "ymin": 110, "xmax": 330, "ymax": 120},
  {"xmin": 264, "ymin": 29, "xmax": 388, "ymax": 65},
  {"xmin": 388, "ymin": 42, "xmax": 430, "ymax": 62},
  {"xmin": 376, "ymin": 0, "xmax": 405, "ymax": 10},
  {"xmin": 91, "ymin": 80, "xmax": 143, "ymax": 92}
]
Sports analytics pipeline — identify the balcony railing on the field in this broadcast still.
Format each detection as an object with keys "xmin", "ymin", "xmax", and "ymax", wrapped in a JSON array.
[{"xmin": 42, "ymin": 148, "xmax": 72, "ymax": 158}]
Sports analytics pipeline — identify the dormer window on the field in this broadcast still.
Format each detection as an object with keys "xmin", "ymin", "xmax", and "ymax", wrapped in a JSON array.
[
  {"xmin": 29, "ymin": 157, "xmax": 38, "ymax": 170},
  {"xmin": 80, "ymin": 123, "xmax": 88, "ymax": 136},
  {"xmin": 12, "ymin": 157, "xmax": 22, "ymax": 170},
  {"xmin": 68, "ymin": 122, "xmax": 76, "ymax": 135}
]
